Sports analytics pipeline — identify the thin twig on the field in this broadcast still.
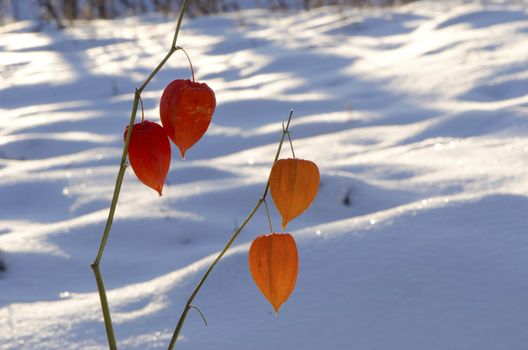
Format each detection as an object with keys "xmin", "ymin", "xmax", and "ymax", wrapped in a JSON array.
[
  {"xmin": 263, "ymin": 198, "xmax": 274, "ymax": 232},
  {"xmin": 189, "ymin": 305, "xmax": 208, "ymax": 326},
  {"xmin": 167, "ymin": 111, "xmax": 294, "ymax": 350},
  {"xmin": 138, "ymin": 90, "xmax": 145, "ymax": 122},
  {"xmin": 286, "ymin": 131, "xmax": 296, "ymax": 158}
]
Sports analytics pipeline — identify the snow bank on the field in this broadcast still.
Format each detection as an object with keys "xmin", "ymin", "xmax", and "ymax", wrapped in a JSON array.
[{"xmin": 1, "ymin": 1, "xmax": 528, "ymax": 349}]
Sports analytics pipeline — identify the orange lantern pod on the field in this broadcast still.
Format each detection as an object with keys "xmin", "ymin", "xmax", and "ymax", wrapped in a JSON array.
[
  {"xmin": 124, "ymin": 120, "xmax": 171, "ymax": 196},
  {"xmin": 269, "ymin": 158, "xmax": 320, "ymax": 229},
  {"xmin": 249, "ymin": 232, "xmax": 299, "ymax": 313},
  {"xmin": 160, "ymin": 79, "xmax": 216, "ymax": 159}
]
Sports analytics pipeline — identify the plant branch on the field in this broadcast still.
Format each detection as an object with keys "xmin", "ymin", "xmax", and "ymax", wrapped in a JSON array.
[
  {"xmin": 93, "ymin": 91, "xmax": 140, "ymax": 266},
  {"xmin": 171, "ymin": 0, "xmax": 191, "ymax": 49},
  {"xmin": 167, "ymin": 111, "xmax": 294, "ymax": 350},
  {"xmin": 91, "ymin": 0, "xmax": 190, "ymax": 348},
  {"xmin": 262, "ymin": 110, "xmax": 293, "ymax": 198}
]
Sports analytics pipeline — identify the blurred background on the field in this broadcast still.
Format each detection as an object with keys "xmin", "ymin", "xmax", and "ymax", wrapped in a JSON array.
[{"xmin": 1, "ymin": 0, "xmax": 418, "ymax": 25}]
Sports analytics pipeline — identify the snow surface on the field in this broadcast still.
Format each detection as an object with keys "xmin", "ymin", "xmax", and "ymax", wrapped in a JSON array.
[{"xmin": 1, "ymin": 1, "xmax": 528, "ymax": 349}]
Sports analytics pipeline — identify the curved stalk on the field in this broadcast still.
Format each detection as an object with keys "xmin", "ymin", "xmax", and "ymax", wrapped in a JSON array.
[
  {"xmin": 177, "ymin": 46, "xmax": 195, "ymax": 82},
  {"xmin": 167, "ymin": 111, "xmax": 294, "ymax": 350},
  {"xmin": 263, "ymin": 199, "xmax": 274, "ymax": 232}
]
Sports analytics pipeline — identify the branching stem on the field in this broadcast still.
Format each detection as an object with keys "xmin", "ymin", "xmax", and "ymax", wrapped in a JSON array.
[
  {"xmin": 91, "ymin": 1, "xmax": 190, "ymax": 348},
  {"xmin": 167, "ymin": 111, "xmax": 294, "ymax": 350}
]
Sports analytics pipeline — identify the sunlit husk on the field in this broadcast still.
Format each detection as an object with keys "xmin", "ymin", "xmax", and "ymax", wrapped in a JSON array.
[
  {"xmin": 249, "ymin": 232, "xmax": 299, "ymax": 313},
  {"xmin": 269, "ymin": 158, "xmax": 320, "ymax": 229}
]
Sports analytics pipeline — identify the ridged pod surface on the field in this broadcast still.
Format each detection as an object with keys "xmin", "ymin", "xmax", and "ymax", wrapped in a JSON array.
[
  {"xmin": 125, "ymin": 120, "xmax": 171, "ymax": 196},
  {"xmin": 269, "ymin": 158, "xmax": 320, "ymax": 229},
  {"xmin": 249, "ymin": 233, "xmax": 299, "ymax": 313},
  {"xmin": 160, "ymin": 79, "xmax": 216, "ymax": 158}
]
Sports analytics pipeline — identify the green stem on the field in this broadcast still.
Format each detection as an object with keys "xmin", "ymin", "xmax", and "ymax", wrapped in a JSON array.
[
  {"xmin": 91, "ymin": 264, "xmax": 117, "ymax": 350},
  {"xmin": 93, "ymin": 92, "xmax": 139, "ymax": 266},
  {"xmin": 91, "ymin": 1, "xmax": 191, "ymax": 348},
  {"xmin": 171, "ymin": 0, "xmax": 191, "ymax": 49},
  {"xmin": 167, "ymin": 111, "xmax": 294, "ymax": 350}
]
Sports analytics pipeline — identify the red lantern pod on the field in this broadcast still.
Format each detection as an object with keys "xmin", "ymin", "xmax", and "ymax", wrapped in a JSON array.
[
  {"xmin": 249, "ymin": 232, "xmax": 299, "ymax": 314},
  {"xmin": 160, "ymin": 79, "xmax": 216, "ymax": 159},
  {"xmin": 124, "ymin": 120, "xmax": 171, "ymax": 196}
]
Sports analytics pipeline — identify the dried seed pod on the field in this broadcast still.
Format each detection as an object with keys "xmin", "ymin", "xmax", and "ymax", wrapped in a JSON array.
[
  {"xmin": 249, "ymin": 232, "xmax": 299, "ymax": 313},
  {"xmin": 160, "ymin": 79, "xmax": 216, "ymax": 158},
  {"xmin": 125, "ymin": 120, "xmax": 171, "ymax": 196},
  {"xmin": 269, "ymin": 158, "xmax": 320, "ymax": 229}
]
